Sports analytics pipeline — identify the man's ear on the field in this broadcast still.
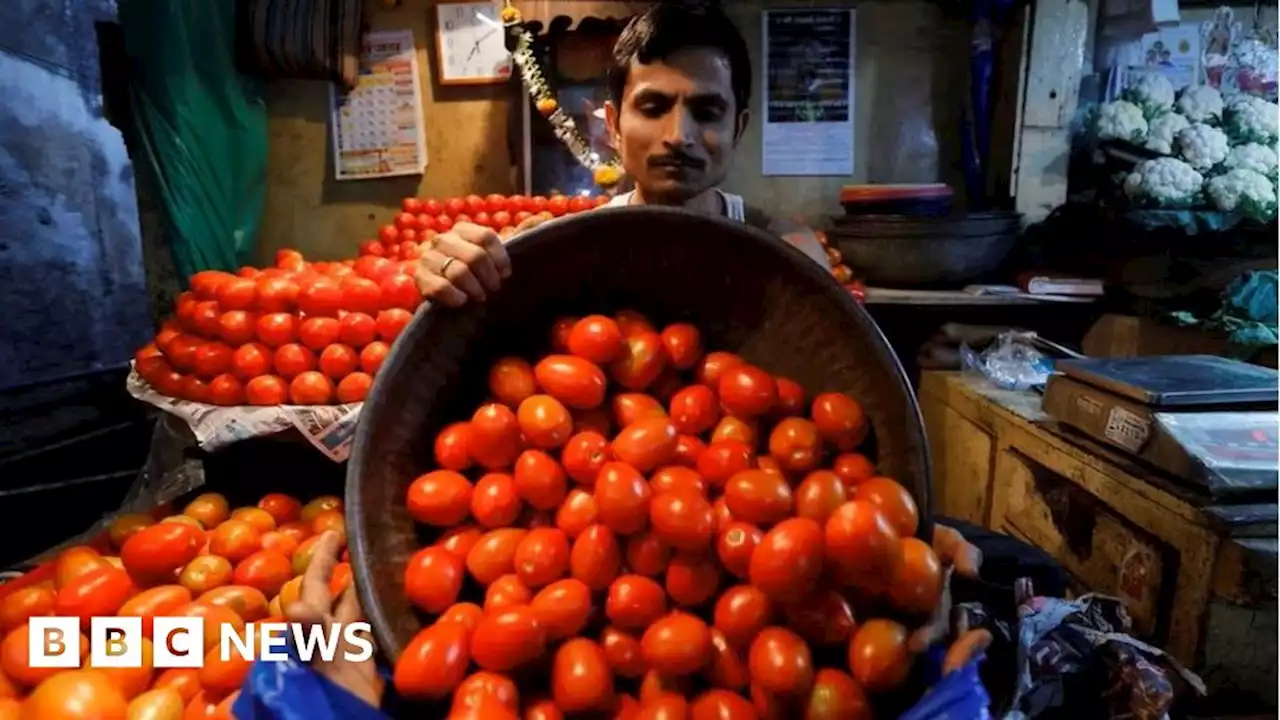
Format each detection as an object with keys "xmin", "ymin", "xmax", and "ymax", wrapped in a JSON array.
[
  {"xmin": 733, "ymin": 108, "xmax": 751, "ymax": 146},
  {"xmin": 604, "ymin": 101, "xmax": 621, "ymax": 145}
]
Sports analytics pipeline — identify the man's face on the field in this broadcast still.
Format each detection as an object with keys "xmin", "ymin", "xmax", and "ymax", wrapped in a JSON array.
[{"xmin": 606, "ymin": 47, "xmax": 748, "ymax": 204}]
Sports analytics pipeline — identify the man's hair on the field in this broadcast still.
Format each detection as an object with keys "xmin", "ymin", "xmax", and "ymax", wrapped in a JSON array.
[{"xmin": 607, "ymin": 1, "xmax": 752, "ymax": 114}]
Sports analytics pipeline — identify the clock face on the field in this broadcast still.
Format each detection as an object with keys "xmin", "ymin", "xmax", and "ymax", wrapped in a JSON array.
[{"xmin": 437, "ymin": 2, "xmax": 512, "ymax": 83}]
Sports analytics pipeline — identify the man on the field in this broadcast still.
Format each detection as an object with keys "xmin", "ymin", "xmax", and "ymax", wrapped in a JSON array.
[{"xmin": 414, "ymin": 2, "xmax": 827, "ymax": 307}]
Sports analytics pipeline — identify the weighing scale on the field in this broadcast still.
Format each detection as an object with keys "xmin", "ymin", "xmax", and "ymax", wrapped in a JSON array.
[{"xmin": 1042, "ymin": 355, "xmax": 1279, "ymax": 498}]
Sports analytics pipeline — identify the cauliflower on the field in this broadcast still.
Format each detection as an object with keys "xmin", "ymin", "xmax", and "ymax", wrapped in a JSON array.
[
  {"xmin": 1223, "ymin": 95, "xmax": 1279, "ymax": 145},
  {"xmin": 1145, "ymin": 112, "xmax": 1190, "ymax": 154},
  {"xmin": 1094, "ymin": 100, "xmax": 1148, "ymax": 143},
  {"xmin": 1123, "ymin": 73, "xmax": 1176, "ymax": 118},
  {"xmin": 1175, "ymin": 85, "xmax": 1224, "ymax": 124},
  {"xmin": 1205, "ymin": 168, "xmax": 1278, "ymax": 221},
  {"xmin": 1223, "ymin": 143, "xmax": 1279, "ymax": 181},
  {"xmin": 1175, "ymin": 123, "xmax": 1230, "ymax": 171},
  {"xmin": 1123, "ymin": 157, "xmax": 1204, "ymax": 207}
]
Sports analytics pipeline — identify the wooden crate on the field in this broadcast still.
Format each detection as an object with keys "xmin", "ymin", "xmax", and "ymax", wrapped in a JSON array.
[{"xmin": 919, "ymin": 371, "xmax": 1277, "ymax": 702}]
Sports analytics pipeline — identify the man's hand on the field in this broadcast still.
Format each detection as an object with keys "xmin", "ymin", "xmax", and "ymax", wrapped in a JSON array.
[
  {"xmin": 907, "ymin": 523, "xmax": 989, "ymax": 673},
  {"xmin": 286, "ymin": 531, "xmax": 384, "ymax": 708},
  {"xmin": 413, "ymin": 214, "xmax": 548, "ymax": 307}
]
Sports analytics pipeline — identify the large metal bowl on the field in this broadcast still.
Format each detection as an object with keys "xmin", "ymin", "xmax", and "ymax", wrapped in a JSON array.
[
  {"xmin": 831, "ymin": 212, "xmax": 1022, "ymax": 286},
  {"xmin": 345, "ymin": 207, "xmax": 933, "ymax": 663}
]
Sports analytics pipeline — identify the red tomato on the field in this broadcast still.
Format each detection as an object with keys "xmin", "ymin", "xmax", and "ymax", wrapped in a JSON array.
[
  {"xmin": 718, "ymin": 365, "xmax": 778, "ymax": 418},
  {"xmin": 811, "ymin": 392, "xmax": 869, "ymax": 451},
  {"xmin": 848, "ymin": 619, "xmax": 910, "ymax": 692},
  {"xmin": 512, "ymin": 527, "xmax": 570, "ymax": 587},
  {"xmin": 256, "ymin": 313, "xmax": 298, "ymax": 347},
  {"xmin": 748, "ymin": 626, "xmax": 814, "ymax": 696},
  {"xmin": 381, "ymin": 274, "xmax": 422, "ymax": 311},
  {"xmin": 232, "ymin": 550, "xmax": 293, "ymax": 597},
  {"xmin": 831, "ymin": 453, "xmax": 876, "ymax": 489},
  {"xmin": 272, "ymin": 343, "xmax": 315, "ymax": 379},
  {"xmin": 21, "ymin": 669, "xmax": 128, "ymax": 720},
  {"xmin": 359, "ymin": 341, "xmax": 389, "ymax": 375},
  {"xmin": 614, "ymin": 310, "xmax": 655, "ymax": 337},
  {"xmin": 217, "ymin": 310, "xmax": 257, "ymax": 345},
  {"xmin": 696, "ymin": 441, "xmax": 753, "ymax": 488},
  {"xmin": 669, "ymin": 385, "xmax": 720, "ymax": 435},
  {"xmin": 704, "ymin": 628, "xmax": 750, "ymax": 692},
  {"xmin": 318, "ymin": 344, "xmax": 359, "ymax": 380},
  {"xmin": 245, "ymin": 375, "xmax": 288, "ymax": 405},
  {"xmin": 513, "ymin": 450, "xmax": 569, "ymax": 511},
  {"xmin": 208, "ymin": 374, "xmax": 244, "ymax": 406},
  {"xmin": 664, "ymin": 552, "xmax": 721, "ymax": 607},
  {"xmin": 649, "ymin": 491, "xmax": 716, "ymax": 553},
  {"xmin": 554, "ymin": 489, "xmax": 598, "ymax": 538},
  {"xmin": 568, "ymin": 524, "xmax": 622, "ymax": 591},
  {"xmin": 517, "ymin": 395, "xmax": 573, "ymax": 449},
  {"xmin": 768, "ymin": 418, "xmax": 822, "ymax": 474},
  {"xmin": 192, "ymin": 342, "xmax": 233, "ymax": 379},
  {"xmin": 623, "ymin": 530, "xmax": 671, "ymax": 577},
  {"xmin": 298, "ymin": 317, "xmax": 340, "ymax": 350},
  {"xmin": 853, "ymin": 477, "xmax": 919, "ymax": 539},
  {"xmin": 612, "ymin": 394, "xmax": 666, "ymax": 427},
  {"xmin": 748, "ymin": 518, "xmax": 825, "ymax": 600},
  {"xmin": 604, "ymin": 575, "xmax": 667, "ymax": 630},
  {"xmin": 394, "ymin": 621, "xmax": 471, "ymax": 700},
  {"xmin": 471, "ymin": 472, "xmax": 522, "ymax": 528},
  {"xmin": 338, "ymin": 312, "xmax": 378, "ymax": 347},
  {"xmin": 120, "ymin": 522, "xmax": 204, "ymax": 580},
  {"xmin": 774, "ymin": 377, "xmax": 806, "ymax": 416},
  {"xmin": 231, "ymin": 343, "xmax": 272, "ymax": 381},
  {"xmin": 376, "ymin": 308, "xmax": 411, "ymax": 342},
  {"xmin": 659, "ymin": 324, "xmax": 703, "ymax": 370},
  {"xmin": 600, "ymin": 626, "xmax": 645, "ymax": 678},
  {"xmin": 695, "ymin": 351, "xmax": 744, "ymax": 387},
  {"xmin": 805, "ymin": 668, "xmax": 872, "ymax": 720},
  {"xmin": 723, "ymin": 470, "xmax": 793, "ymax": 525},
  {"xmin": 552, "ymin": 638, "xmax": 614, "ymax": 713},
  {"xmin": 404, "ymin": 546, "xmax": 464, "ymax": 613},
  {"xmin": 691, "ymin": 690, "xmax": 757, "ymax": 720},
  {"xmin": 640, "ymin": 613, "xmax": 712, "ymax": 676},
  {"xmin": 823, "ymin": 501, "xmax": 900, "ymax": 594},
  {"xmin": 198, "ymin": 585, "xmax": 269, "ymax": 622},
  {"xmin": 298, "ymin": 278, "xmax": 344, "ymax": 317},
  {"xmin": 470, "ymin": 606, "xmax": 547, "ymax": 671},
  {"xmin": 593, "ymin": 462, "xmax": 652, "ymax": 535},
  {"xmin": 534, "ymin": 355, "xmax": 608, "ymax": 409},
  {"xmin": 465, "ymin": 528, "xmax": 527, "ymax": 586},
  {"xmin": 611, "ymin": 417, "xmax": 678, "ymax": 472},
  {"xmin": 560, "ymin": 431, "xmax": 611, "ymax": 486},
  {"xmin": 716, "ymin": 521, "xmax": 763, "ymax": 580},
  {"xmin": 54, "ymin": 567, "xmax": 136, "ymax": 627},
  {"xmin": 529, "ymin": 578, "xmax": 592, "ymax": 640},
  {"xmin": 451, "ymin": 671, "xmax": 519, "ymax": 715},
  {"xmin": 888, "ymin": 537, "xmax": 943, "ymax": 616},
  {"xmin": 289, "ymin": 371, "xmax": 334, "ymax": 405},
  {"xmin": 469, "ymin": 403, "xmax": 522, "ymax": 470},
  {"xmin": 711, "ymin": 416, "xmax": 757, "ymax": 446},
  {"xmin": 547, "ymin": 195, "xmax": 569, "ymax": 216},
  {"xmin": 782, "ymin": 589, "xmax": 856, "ymax": 647},
  {"xmin": 794, "ymin": 470, "xmax": 848, "ymax": 523},
  {"xmin": 649, "ymin": 466, "xmax": 705, "ymax": 496},
  {"xmin": 0, "ymin": 585, "xmax": 54, "ymax": 633},
  {"xmin": 488, "ymin": 357, "xmax": 537, "ymax": 408},
  {"xmin": 567, "ymin": 315, "xmax": 625, "ymax": 363},
  {"xmin": 484, "ymin": 574, "xmax": 531, "ymax": 613},
  {"xmin": 610, "ymin": 331, "xmax": 667, "ymax": 391},
  {"xmin": 672, "ymin": 434, "xmax": 707, "ymax": 468},
  {"xmin": 406, "ymin": 470, "xmax": 474, "ymax": 527},
  {"xmin": 434, "ymin": 422, "xmax": 473, "ymax": 471}
]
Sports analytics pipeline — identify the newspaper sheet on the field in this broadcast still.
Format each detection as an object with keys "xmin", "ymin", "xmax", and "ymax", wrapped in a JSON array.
[{"xmin": 126, "ymin": 367, "xmax": 362, "ymax": 462}]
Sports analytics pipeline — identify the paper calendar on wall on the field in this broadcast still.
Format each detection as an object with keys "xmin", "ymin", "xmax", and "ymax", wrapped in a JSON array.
[{"xmin": 330, "ymin": 29, "xmax": 428, "ymax": 180}]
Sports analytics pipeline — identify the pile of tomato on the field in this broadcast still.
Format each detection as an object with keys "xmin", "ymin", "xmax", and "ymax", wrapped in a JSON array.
[
  {"xmin": 0, "ymin": 490, "xmax": 348, "ymax": 720},
  {"xmin": 363, "ymin": 193, "xmax": 604, "ymax": 257},
  {"xmin": 133, "ymin": 247, "xmax": 425, "ymax": 407},
  {"xmin": 390, "ymin": 310, "xmax": 948, "ymax": 719}
]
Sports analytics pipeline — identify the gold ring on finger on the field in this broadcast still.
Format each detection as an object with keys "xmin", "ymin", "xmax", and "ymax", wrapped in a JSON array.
[{"xmin": 439, "ymin": 256, "xmax": 457, "ymax": 276}]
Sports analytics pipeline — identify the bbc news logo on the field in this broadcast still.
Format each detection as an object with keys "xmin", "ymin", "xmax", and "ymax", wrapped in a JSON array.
[{"xmin": 27, "ymin": 617, "xmax": 374, "ymax": 668}]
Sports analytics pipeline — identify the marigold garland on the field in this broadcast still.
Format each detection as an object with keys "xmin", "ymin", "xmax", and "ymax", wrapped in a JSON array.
[{"xmin": 502, "ymin": 1, "xmax": 625, "ymax": 191}]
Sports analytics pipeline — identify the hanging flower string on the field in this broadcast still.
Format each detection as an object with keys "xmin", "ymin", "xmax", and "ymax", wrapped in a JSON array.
[{"xmin": 501, "ymin": 1, "xmax": 625, "ymax": 191}]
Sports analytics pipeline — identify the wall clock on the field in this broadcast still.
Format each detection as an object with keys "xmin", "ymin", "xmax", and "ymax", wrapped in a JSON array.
[{"xmin": 435, "ymin": 1, "xmax": 513, "ymax": 85}]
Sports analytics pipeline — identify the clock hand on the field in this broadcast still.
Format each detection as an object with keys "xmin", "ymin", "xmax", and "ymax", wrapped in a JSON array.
[{"xmin": 467, "ymin": 42, "xmax": 479, "ymax": 61}]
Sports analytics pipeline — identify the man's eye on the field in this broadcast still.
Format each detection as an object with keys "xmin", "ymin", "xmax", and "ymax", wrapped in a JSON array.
[
  {"xmin": 637, "ymin": 103, "xmax": 667, "ymax": 118},
  {"xmin": 693, "ymin": 107, "xmax": 725, "ymax": 123}
]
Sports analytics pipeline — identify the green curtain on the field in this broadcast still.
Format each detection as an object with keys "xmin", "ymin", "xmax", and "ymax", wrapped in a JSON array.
[{"xmin": 118, "ymin": 0, "xmax": 267, "ymax": 279}]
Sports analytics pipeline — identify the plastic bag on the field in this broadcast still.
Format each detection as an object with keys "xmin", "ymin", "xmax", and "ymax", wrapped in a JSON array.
[
  {"xmin": 961, "ymin": 332, "xmax": 1054, "ymax": 391},
  {"xmin": 235, "ymin": 650, "xmax": 991, "ymax": 719},
  {"xmin": 234, "ymin": 654, "xmax": 389, "ymax": 720}
]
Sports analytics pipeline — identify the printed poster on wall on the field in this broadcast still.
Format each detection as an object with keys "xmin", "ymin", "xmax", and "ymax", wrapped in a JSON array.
[
  {"xmin": 761, "ymin": 8, "xmax": 856, "ymax": 177},
  {"xmin": 330, "ymin": 29, "xmax": 428, "ymax": 180}
]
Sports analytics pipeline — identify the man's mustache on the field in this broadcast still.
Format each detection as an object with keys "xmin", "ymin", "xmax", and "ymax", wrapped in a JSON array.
[{"xmin": 648, "ymin": 153, "xmax": 705, "ymax": 169}]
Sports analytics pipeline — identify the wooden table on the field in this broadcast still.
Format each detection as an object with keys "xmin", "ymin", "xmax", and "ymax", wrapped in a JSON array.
[{"xmin": 918, "ymin": 371, "xmax": 1276, "ymax": 701}]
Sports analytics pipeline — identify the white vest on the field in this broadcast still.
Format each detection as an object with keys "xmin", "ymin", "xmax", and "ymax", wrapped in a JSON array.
[{"xmin": 604, "ymin": 189, "xmax": 747, "ymax": 222}]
